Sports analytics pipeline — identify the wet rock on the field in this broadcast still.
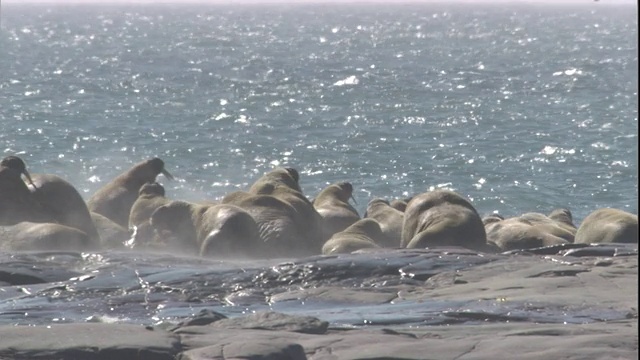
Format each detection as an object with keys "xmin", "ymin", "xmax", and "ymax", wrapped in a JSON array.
[
  {"xmin": 179, "ymin": 340, "xmax": 307, "ymax": 360},
  {"xmin": 0, "ymin": 323, "xmax": 181, "ymax": 360},
  {"xmin": 171, "ymin": 309, "xmax": 228, "ymax": 331},
  {"xmin": 177, "ymin": 311, "xmax": 329, "ymax": 335}
]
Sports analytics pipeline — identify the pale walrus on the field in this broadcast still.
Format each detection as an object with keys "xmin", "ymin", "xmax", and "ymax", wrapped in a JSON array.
[
  {"xmin": 401, "ymin": 189, "xmax": 489, "ymax": 251},
  {"xmin": 485, "ymin": 216, "xmax": 569, "ymax": 251},
  {"xmin": 321, "ymin": 218, "xmax": 385, "ymax": 255},
  {"xmin": 574, "ymin": 208, "xmax": 638, "ymax": 244},
  {"xmin": 0, "ymin": 156, "xmax": 53, "ymax": 225},
  {"xmin": 150, "ymin": 200, "xmax": 262, "ymax": 258},
  {"xmin": 518, "ymin": 210, "xmax": 577, "ymax": 242},
  {"xmin": 87, "ymin": 158, "xmax": 174, "ymax": 228},
  {"xmin": 312, "ymin": 181, "xmax": 360, "ymax": 240}
]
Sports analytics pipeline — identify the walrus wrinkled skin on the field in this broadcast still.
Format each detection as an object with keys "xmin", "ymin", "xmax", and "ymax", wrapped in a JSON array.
[
  {"xmin": 363, "ymin": 198, "xmax": 404, "ymax": 248},
  {"xmin": 87, "ymin": 158, "xmax": 174, "ymax": 228},
  {"xmin": 0, "ymin": 156, "xmax": 53, "ymax": 225},
  {"xmin": 250, "ymin": 172, "xmax": 325, "ymax": 253},
  {"xmin": 27, "ymin": 173, "xmax": 102, "ymax": 246},
  {"xmin": 485, "ymin": 216, "xmax": 569, "ymax": 251},
  {"xmin": 312, "ymin": 181, "xmax": 360, "ymax": 240},
  {"xmin": 227, "ymin": 167, "xmax": 324, "ymax": 255},
  {"xmin": 322, "ymin": 218, "xmax": 385, "ymax": 255},
  {"xmin": 401, "ymin": 189, "xmax": 488, "ymax": 251},
  {"xmin": 150, "ymin": 200, "xmax": 261, "ymax": 257},
  {"xmin": 222, "ymin": 190, "xmax": 314, "ymax": 258},
  {"xmin": 574, "ymin": 208, "xmax": 638, "ymax": 244},
  {"xmin": 517, "ymin": 210, "xmax": 577, "ymax": 242},
  {"xmin": 0, "ymin": 222, "xmax": 91, "ymax": 251}
]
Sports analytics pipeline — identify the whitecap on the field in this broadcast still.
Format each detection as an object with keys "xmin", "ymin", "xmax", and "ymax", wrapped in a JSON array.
[
  {"xmin": 235, "ymin": 115, "xmax": 249, "ymax": 124},
  {"xmin": 333, "ymin": 75, "xmax": 359, "ymax": 86},
  {"xmin": 540, "ymin": 145, "xmax": 557, "ymax": 155},
  {"xmin": 214, "ymin": 113, "xmax": 230, "ymax": 121}
]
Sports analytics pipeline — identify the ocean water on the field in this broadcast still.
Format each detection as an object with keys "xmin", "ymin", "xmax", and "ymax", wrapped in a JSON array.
[{"xmin": 0, "ymin": 2, "xmax": 638, "ymax": 327}]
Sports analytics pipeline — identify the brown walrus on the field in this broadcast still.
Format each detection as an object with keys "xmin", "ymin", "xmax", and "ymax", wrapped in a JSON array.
[
  {"xmin": 28, "ymin": 173, "xmax": 102, "ymax": 246},
  {"xmin": 321, "ymin": 218, "xmax": 385, "ymax": 255},
  {"xmin": 312, "ymin": 181, "xmax": 360, "ymax": 240},
  {"xmin": 87, "ymin": 158, "xmax": 173, "ymax": 228},
  {"xmin": 0, "ymin": 156, "xmax": 54, "ymax": 225},
  {"xmin": 128, "ymin": 182, "xmax": 171, "ymax": 229},
  {"xmin": 401, "ymin": 189, "xmax": 489, "ymax": 251},
  {"xmin": 150, "ymin": 200, "xmax": 262, "ymax": 258},
  {"xmin": 364, "ymin": 198, "xmax": 404, "ymax": 248}
]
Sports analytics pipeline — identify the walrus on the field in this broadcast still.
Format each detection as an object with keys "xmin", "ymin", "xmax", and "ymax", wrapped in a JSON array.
[
  {"xmin": 246, "ymin": 167, "xmax": 325, "ymax": 254},
  {"xmin": 249, "ymin": 167, "xmax": 302, "ymax": 194},
  {"xmin": 363, "ymin": 198, "xmax": 404, "ymax": 248},
  {"xmin": 312, "ymin": 181, "xmax": 360, "ymax": 240},
  {"xmin": 27, "ymin": 173, "xmax": 102, "ymax": 246},
  {"xmin": 389, "ymin": 197, "xmax": 412, "ymax": 212},
  {"xmin": 90, "ymin": 212, "xmax": 131, "ymax": 249},
  {"xmin": 401, "ymin": 189, "xmax": 488, "ymax": 251},
  {"xmin": 0, "ymin": 222, "xmax": 91, "ymax": 252},
  {"xmin": 321, "ymin": 218, "xmax": 385, "ymax": 255},
  {"xmin": 250, "ymin": 181, "xmax": 325, "ymax": 253},
  {"xmin": 485, "ymin": 216, "xmax": 569, "ymax": 251},
  {"xmin": 574, "ymin": 208, "xmax": 638, "ymax": 244},
  {"xmin": 150, "ymin": 200, "xmax": 262, "ymax": 258},
  {"xmin": 87, "ymin": 157, "xmax": 174, "ymax": 228},
  {"xmin": 548, "ymin": 208, "xmax": 577, "ymax": 230},
  {"xmin": 0, "ymin": 156, "xmax": 53, "ymax": 225},
  {"xmin": 128, "ymin": 182, "xmax": 171, "ymax": 229},
  {"xmin": 517, "ymin": 211, "xmax": 577, "ymax": 243},
  {"xmin": 482, "ymin": 213, "xmax": 504, "ymax": 226},
  {"xmin": 222, "ymin": 190, "xmax": 314, "ymax": 258}
]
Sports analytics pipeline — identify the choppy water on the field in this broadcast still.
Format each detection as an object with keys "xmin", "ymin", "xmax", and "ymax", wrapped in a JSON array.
[{"xmin": 0, "ymin": 2, "xmax": 637, "ymax": 327}]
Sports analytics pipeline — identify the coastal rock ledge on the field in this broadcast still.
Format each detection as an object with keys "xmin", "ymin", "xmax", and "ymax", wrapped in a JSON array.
[{"xmin": 0, "ymin": 250, "xmax": 637, "ymax": 360}]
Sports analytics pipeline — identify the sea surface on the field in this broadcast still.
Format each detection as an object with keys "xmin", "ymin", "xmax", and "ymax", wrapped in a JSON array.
[{"xmin": 0, "ymin": 2, "xmax": 637, "ymax": 328}]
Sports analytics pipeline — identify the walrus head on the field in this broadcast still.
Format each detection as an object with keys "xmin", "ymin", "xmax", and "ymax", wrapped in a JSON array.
[
  {"xmin": 336, "ymin": 181, "xmax": 357, "ymax": 204},
  {"xmin": 148, "ymin": 157, "xmax": 174, "ymax": 181},
  {"xmin": 0, "ymin": 156, "xmax": 36, "ymax": 187},
  {"xmin": 284, "ymin": 167, "xmax": 299, "ymax": 183},
  {"xmin": 548, "ymin": 208, "xmax": 575, "ymax": 227},
  {"xmin": 139, "ymin": 182, "xmax": 166, "ymax": 197}
]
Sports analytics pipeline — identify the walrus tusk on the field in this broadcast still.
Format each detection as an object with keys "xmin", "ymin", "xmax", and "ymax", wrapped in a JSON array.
[
  {"xmin": 350, "ymin": 194, "xmax": 357, "ymax": 205},
  {"xmin": 161, "ymin": 168, "xmax": 174, "ymax": 181},
  {"xmin": 23, "ymin": 169, "xmax": 37, "ymax": 189}
]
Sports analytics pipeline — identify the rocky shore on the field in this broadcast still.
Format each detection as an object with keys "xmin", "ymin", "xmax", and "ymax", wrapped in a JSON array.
[{"xmin": 1, "ymin": 245, "xmax": 636, "ymax": 360}]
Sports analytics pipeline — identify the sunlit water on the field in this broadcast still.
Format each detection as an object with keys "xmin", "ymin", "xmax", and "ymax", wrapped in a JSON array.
[{"xmin": 0, "ymin": 2, "xmax": 637, "ymax": 327}]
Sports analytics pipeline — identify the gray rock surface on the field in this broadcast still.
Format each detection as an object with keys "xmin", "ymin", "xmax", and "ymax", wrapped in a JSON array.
[{"xmin": 0, "ymin": 249, "xmax": 636, "ymax": 360}]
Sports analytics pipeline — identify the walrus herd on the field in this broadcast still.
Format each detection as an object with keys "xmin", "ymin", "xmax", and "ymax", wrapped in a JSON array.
[{"xmin": 1, "ymin": 156, "xmax": 637, "ymax": 257}]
